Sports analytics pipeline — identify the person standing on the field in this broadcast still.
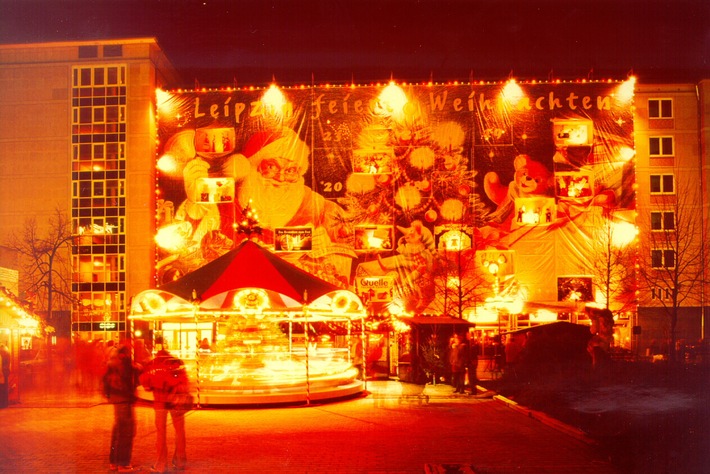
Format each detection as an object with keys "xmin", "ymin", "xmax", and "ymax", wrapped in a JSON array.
[
  {"xmin": 466, "ymin": 332, "xmax": 480, "ymax": 393},
  {"xmin": 0, "ymin": 343, "xmax": 11, "ymax": 408},
  {"xmin": 103, "ymin": 344, "xmax": 141, "ymax": 472},
  {"xmin": 140, "ymin": 338, "xmax": 190, "ymax": 473},
  {"xmin": 449, "ymin": 333, "xmax": 469, "ymax": 394}
]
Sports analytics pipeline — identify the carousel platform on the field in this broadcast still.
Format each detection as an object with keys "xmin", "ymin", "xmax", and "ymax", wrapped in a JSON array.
[{"xmin": 136, "ymin": 379, "xmax": 365, "ymax": 406}]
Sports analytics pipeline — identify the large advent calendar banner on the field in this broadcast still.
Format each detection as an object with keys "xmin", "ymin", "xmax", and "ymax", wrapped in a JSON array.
[{"xmin": 155, "ymin": 81, "xmax": 635, "ymax": 314}]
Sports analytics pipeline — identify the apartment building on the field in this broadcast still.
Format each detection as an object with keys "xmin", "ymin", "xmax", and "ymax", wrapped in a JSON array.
[
  {"xmin": 634, "ymin": 81, "xmax": 709, "ymax": 355},
  {"xmin": 0, "ymin": 39, "xmax": 178, "ymax": 340}
]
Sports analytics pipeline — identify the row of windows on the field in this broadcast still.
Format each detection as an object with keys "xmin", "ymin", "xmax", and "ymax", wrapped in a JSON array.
[
  {"xmin": 73, "ymin": 282, "xmax": 126, "ymax": 294},
  {"xmin": 73, "ymin": 207, "xmax": 126, "ymax": 218},
  {"xmin": 74, "ymin": 245, "xmax": 126, "ymax": 256},
  {"xmin": 78, "ymin": 44, "xmax": 123, "ymax": 59},
  {"xmin": 73, "ymin": 94, "xmax": 126, "ymax": 106},
  {"xmin": 72, "ymin": 125, "xmax": 126, "ymax": 140},
  {"xmin": 73, "ymin": 66, "xmax": 126, "ymax": 87},
  {"xmin": 73, "ymin": 197, "xmax": 126, "ymax": 209},
  {"xmin": 72, "ymin": 86, "xmax": 127, "ymax": 99},
  {"xmin": 73, "ymin": 255, "xmax": 125, "ymax": 282},
  {"xmin": 73, "ymin": 216, "xmax": 125, "ymax": 234},
  {"xmin": 72, "ymin": 170, "xmax": 125, "ymax": 181},
  {"xmin": 73, "ymin": 143, "xmax": 126, "ymax": 162},
  {"xmin": 73, "ymin": 290, "xmax": 126, "ymax": 313},
  {"xmin": 72, "ymin": 133, "xmax": 126, "ymax": 145},
  {"xmin": 73, "ymin": 180, "xmax": 125, "ymax": 198},
  {"xmin": 73, "ymin": 105, "xmax": 126, "ymax": 125}
]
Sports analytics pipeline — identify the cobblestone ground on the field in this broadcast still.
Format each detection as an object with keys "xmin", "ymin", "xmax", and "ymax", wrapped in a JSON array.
[{"xmin": 0, "ymin": 381, "xmax": 618, "ymax": 474}]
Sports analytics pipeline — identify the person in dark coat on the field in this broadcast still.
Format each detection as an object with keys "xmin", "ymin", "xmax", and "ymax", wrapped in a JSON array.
[
  {"xmin": 449, "ymin": 333, "xmax": 469, "ymax": 394},
  {"xmin": 103, "ymin": 344, "xmax": 141, "ymax": 472}
]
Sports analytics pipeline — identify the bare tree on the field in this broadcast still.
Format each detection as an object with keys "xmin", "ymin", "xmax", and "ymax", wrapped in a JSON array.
[
  {"xmin": 429, "ymin": 243, "xmax": 487, "ymax": 319},
  {"xmin": 588, "ymin": 210, "xmax": 638, "ymax": 314},
  {"xmin": 637, "ymin": 179, "xmax": 708, "ymax": 363},
  {"xmin": 5, "ymin": 208, "xmax": 74, "ymax": 332}
]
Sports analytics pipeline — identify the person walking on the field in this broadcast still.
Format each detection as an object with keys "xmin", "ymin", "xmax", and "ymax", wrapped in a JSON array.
[
  {"xmin": 0, "ymin": 343, "xmax": 11, "ymax": 408},
  {"xmin": 140, "ymin": 337, "xmax": 190, "ymax": 473},
  {"xmin": 449, "ymin": 333, "xmax": 469, "ymax": 394},
  {"xmin": 103, "ymin": 344, "xmax": 141, "ymax": 472}
]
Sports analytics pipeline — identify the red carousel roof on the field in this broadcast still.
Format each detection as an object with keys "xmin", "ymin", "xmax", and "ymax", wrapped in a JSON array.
[{"xmin": 158, "ymin": 240, "xmax": 340, "ymax": 304}]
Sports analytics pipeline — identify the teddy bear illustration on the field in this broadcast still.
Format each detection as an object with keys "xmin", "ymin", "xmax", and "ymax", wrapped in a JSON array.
[
  {"xmin": 483, "ymin": 154, "xmax": 554, "ymax": 228},
  {"xmin": 356, "ymin": 220, "xmax": 437, "ymax": 312}
]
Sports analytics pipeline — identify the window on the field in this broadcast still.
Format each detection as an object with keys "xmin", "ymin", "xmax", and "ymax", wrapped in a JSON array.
[
  {"xmin": 650, "ymin": 174, "xmax": 674, "ymax": 194},
  {"xmin": 78, "ymin": 45, "xmax": 98, "ymax": 58},
  {"xmin": 651, "ymin": 287, "xmax": 674, "ymax": 300},
  {"xmin": 103, "ymin": 45, "xmax": 123, "ymax": 58},
  {"xmin": 649, "ymin": 136, "xmax": 673, "ymax": 157},
  {"xmin": 649, "ymin": 99, "xmax": 673, "ymax": 119},
  {"xmin": 651, "ymin": 249, "xmax": 675, "ymax": 269},
  {"xmin": 650, "ymin": 211, "xmax": 675, "ymax": 231}
]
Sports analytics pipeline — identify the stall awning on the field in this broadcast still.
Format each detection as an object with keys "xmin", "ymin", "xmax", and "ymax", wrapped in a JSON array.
[
  {"xmin": 404, "ymin": 316, "xmax": 475, "ymax": 326},
  {"xmin": 0, "ymin": 310, "xmax": 20, "ymax": 328}
]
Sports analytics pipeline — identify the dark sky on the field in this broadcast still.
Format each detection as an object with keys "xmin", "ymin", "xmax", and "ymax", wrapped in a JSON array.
[{"xmin": 1, "ymin": 0, "xmax": 708, "ymax": 87}]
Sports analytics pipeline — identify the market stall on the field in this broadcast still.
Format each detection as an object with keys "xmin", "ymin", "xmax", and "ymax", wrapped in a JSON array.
[
  {"xmin": 129, "ymin": 240, "xmax": 366, "ymax": 406},
  {"xmin": 0, "ymin": 286, "xmax": 44, "ymax": 405}
]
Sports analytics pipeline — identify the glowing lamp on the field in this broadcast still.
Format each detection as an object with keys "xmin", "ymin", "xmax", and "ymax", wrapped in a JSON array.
[
  {"xmin": 157, "ymin": 154, "xmax": 178, "ymax": 173},
  {"xmin": 616, "ymin": 77, "xmax": 635, "ymax": 102},
  {"xmin": 262, "ymin": 84, "xmax": 287, "ymax": 117},
  {"xmin": 618, "ymin": 146, "xmax": 636, "ymax": 162},
  {"xmin": 376, "ymin": 82, "xmax": 408, "ymax": 119},
  {"xmin": 502, "ymin": 79, "xmax": 524, "ymax": 105},
  {"xmin": 610, "ymin": 221, "xmax": 638, "ymax": 248}
]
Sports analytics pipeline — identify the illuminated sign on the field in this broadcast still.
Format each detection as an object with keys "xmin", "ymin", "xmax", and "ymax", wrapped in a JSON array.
[
  {"xmin": 72, "ymin": 322, "xmax": 125, "ymax": 332},
  {"xmin": 274, "ymin": 227, "xmax": 313, "ymax": 252},
  {"xmin": 355, "ymin": 276, "xmax": 394, "ymax": 303}
]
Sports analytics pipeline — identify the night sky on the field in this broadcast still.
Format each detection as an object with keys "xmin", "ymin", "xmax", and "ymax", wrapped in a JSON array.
[{"xmin": 1, "ymin": 0, "xmax": 708, "ymax": 87}]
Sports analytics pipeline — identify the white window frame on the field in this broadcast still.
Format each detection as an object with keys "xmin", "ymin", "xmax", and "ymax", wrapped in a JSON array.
[
  {"xmin": 650, "ymin": 211, "xmax": 675, "ymax": 232},
  {"xmin": 651, "ymin": 248, "xmax": 675, "ymax": 269},
  {"xmin": 650, "ymin": 174, "xmax": 675, "ymax": 195},
  {"xmin": 649, "ymin": 136, "xmax": 674, "ymax": 157},
  {"xmin": 648, "ymin": 98, "xmax": 673, "ymax": 119}
]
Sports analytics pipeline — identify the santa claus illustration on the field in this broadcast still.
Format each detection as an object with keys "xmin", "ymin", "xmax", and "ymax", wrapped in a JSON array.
[{"xmin": 218, "ymin": 126, "xmax": 349, "ymax": 246}]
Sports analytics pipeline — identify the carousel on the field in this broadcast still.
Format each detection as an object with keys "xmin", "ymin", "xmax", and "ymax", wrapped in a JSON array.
[{"xmin": 129, "ymin": 240, "xmax": 367, "ymax": 406}]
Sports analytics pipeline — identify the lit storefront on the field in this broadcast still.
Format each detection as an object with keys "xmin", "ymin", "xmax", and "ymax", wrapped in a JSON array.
[{"xmin": 0, "ymin": 286, "xmax": 44, "ymax": 403}]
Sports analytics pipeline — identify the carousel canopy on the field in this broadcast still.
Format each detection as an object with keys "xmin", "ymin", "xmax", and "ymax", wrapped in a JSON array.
[{"xmin": 159, "ymin": 240, "xmax": 341, "ymax": 304}]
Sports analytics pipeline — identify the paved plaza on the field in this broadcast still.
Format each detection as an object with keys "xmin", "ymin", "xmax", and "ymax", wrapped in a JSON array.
[{"xmin": 0, "ymin": 380, "xmax": 618, "ymax": 473}]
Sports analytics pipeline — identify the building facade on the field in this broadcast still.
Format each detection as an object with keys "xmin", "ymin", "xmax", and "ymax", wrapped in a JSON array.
[
  {"xmin": 0, "ymin": 39, "xmax": 178, "ymax": 340},
  {"xmin": 634, "ymin": 82, "xmax": 709, "ymax": 356},
  {"xmin": 0, "ymin": 39, "xmax": 707, "ymax": 355}
]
